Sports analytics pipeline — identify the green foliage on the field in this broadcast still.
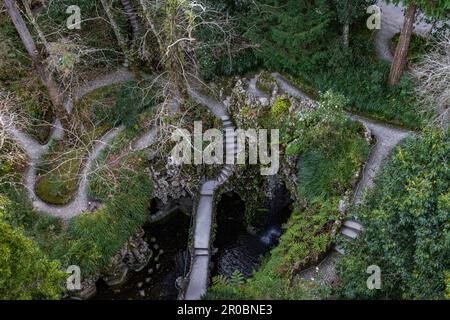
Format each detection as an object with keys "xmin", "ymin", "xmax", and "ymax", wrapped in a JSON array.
[
  {"xmin": 195, "ymin": 2, "xmax": 260, "ymax": 80},
  {"xmin": 271, "ymin": 96, "xmax": 291, "ymax": 118},
  {"xmin": 208, "ymin": 97, "xmax": 369, "ymax": 300},
  {"xmin": 0, "ymin": 215, "xmax": 65, "ymax": 300},
  {"xmin": 242, "ymin": 1, "xmax": 423, "ymax": 128},
  {"xmin": 61, "ymin": 155, "xmax": 152, "ymax": 275},
  {"xmin": 205, "ymin": 275, "xmax": 250, "ymax": 300},
  {"xmin": 229, "ymin": 270, "xmax": 245, "ymax": 286},
  {"xmin": 0, "ymin": 148, "xmax": 153, "ymax": 278},
  {"xmin": 35, "ymin": 148, "xmax": 81, "ymax": 205},
  {"xmin": 334, "ymin": 0, "xmax": 375, "ymax": 25},
  {"xmin": 293, "ymin": 101, "xmax": 369, "ymax": 201},
  {"xmin": 337, "ymin": 129, "xmax": 450, "ymax": 299},
  {"xmin": 245, "ymin": 0, "xmax": 335, "ymax": 76},
  {"xmin": 0, "ymin": 11, "xmax": 33, "ymax": 81},
  {"xmin": 392, "ymin": 33, "xmax": 432, "ymax": 64},
  {"xmin": 208, "ymin": 200, "xmax": 337, "ymax": 299},
  {"xmin": 309, "ymin": 34, "xmax": 422, "ymax": 128},
  {"xmin": 93, "ymin": 81, "xmax": 158, "ymax": 128},
  {"xmin": 446, "ymin": 271, "xmax": 450, "ymax": 299}
]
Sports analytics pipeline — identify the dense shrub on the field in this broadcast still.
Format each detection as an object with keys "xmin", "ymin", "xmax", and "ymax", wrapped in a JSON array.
[
  {"xmin": 337, "ymin": 129, "xmax": 449, "ymax": 299},
  {"xmin": 271, "ymin": 96, "xmax": 291, "ymax": 118},
  {"xmin": 0, "ymin": 213, "xmax": 65, "ymax": 300},
  {"xmin": 59, "ymin": 152, "xmax": 153, "ymax": 275},
  {"xmin": 194, "ymin": 2, "xmax": 261, "ymax": 80},
  {"xmin": 93, "ymin": 81, "xmax": 158, "ymax": 128},
  {"xmin": 35, "ymin": 147, "xmax": 81, "ymax": 205},
  {"xmin": 0, "ymin": 149, "xmax": 153, "ymax": 278},
  {"xmin": 391, "ymin": 33, "xmax": 432, "ymax": 64}
]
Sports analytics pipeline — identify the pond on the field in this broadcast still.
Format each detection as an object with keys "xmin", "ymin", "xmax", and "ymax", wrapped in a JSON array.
[
  {"xmin": 211, "ymin": 184, "xmax": 292, "ymax": 279},
  {"xmin": 93, "ymin": 210, "xmax": 191, "ymax": 300}
]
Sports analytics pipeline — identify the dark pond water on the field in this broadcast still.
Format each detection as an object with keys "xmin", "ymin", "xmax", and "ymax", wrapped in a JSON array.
[
  {"xmin": 93, "ymin": 182, "xmax": 292, "ymax": 299},
  {"xmin": 93, "ymin": 210, "xmax": 191, "ymax": 300},
  {"xmin": 212, "ymin": 185, "xmax": 292, "ymax": 279}
]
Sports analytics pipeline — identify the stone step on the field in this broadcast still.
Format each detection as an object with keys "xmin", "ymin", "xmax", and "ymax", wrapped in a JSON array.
[
  {"xmin": 221, "ymin": 172, "xmax": 230, "ymax": 179},
  {"xmin": 220, "ymin": 115, "xmax": 230, "ymax": 122},
  {"xmin": 335, "ymin": 245, "xmax": 345, "ymax": 255},
  {"xmin": 222, "ymin": 167, "xmax": 232, "ymax": 175},
  {"xmin": 195, "ymin": 253, "xmax": 209, "ymax": 257},
  {"xmin": 343, "ymin": 220, "xmax": 363, "ymax": 232},
  {"xmin": 217, "ymin": 176, "xmax": 225, "ymax": 184},
  {"xmin": 341, "ymin": 226, "xmax": 359, "ymax": 239}
]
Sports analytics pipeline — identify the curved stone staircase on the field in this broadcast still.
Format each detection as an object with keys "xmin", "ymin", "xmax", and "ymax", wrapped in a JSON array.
[{"xmin": 184, "ymin": 92, "xmax": 238, "ymax": 300}]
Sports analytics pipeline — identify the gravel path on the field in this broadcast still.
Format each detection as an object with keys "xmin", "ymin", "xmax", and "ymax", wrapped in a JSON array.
[
  {"xmin": 63, "ymin": 68, "xmax": 134, "ymax": 113},
  {"xmin": 252, "ymin": 73, "xmax": 411, "ymax": 206},
  {"xmin": 245, "ymin": 72, "xmax": 411, "ymax": 286},
  {"xmin": 374, "ymin": 0, "xmax": 435, "ymax": 62},
  {"xmin": 183, "ymin": 72, "xmax": 411, "ymax": 298},
  {"xmin": 247, "ymin": 75, "xmax": 269, "ymax": 99},
  {"xmin": 3, "ymin": 69, "xmax": 156, "ymax": 220},
  {"xmin": 347, "ymin": 114, "xmax": 410, "ymax": 204}
]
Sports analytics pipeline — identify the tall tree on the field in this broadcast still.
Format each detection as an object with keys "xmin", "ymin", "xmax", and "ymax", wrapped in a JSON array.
[
  {"xmin": 387, "ymin": 0, "xmax": 449, "ymax": 85},
  {"xmin": 244, "ymin": 0, "xmax": 334, "ymax": 75},
  {"xmin": 100, "ymin": 0, "xmax": 140, "ymax": 76},
  {"xmin": 139, "ymin": 0, "xmax": 229, "ymax": 96},
  {"xmin": 335, "ymin": 0, "xmax": 375, "ymax": 48},
  {"xmin": 3, "ymin": 0, "xmax": 65, "ymax": 116}
]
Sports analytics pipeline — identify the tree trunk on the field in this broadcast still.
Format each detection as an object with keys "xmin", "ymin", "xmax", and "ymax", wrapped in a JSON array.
[
  {"xmin": 343, "ymin": 23, "xmax": 350, "ymax": 48},
  {"xmin": 3, "ymin": 0, "xmax": 65, "ymax": 117},
  {"xmin": 21, "ymin": 0, "xmax": 51, "ymax": 55},
  {"xmin": 100, "ymin": 0, "xmax": 140, "ymax": 77},
  {"xmin": 139, "ymin": 0, "xmax": 165, "ymax": 56},
  {"xmin": 389, "ymin": 4, "xmax": 417, "ymax": 85}
]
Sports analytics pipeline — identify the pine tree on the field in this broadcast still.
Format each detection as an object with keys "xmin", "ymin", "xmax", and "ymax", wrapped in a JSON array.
[
  {"xmin": 244, "ymin": 0, "xmax": 335, "ymax": 74},
  {"xmin": 334, "ymin": 0, "xmax": 375, "ymax": 47}
]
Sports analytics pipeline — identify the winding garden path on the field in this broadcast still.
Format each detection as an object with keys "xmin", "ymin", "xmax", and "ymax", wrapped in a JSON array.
[
  {"xmin": 182, "ymin": 68, "xmax": 412, "ymax": 298},
  {"xmin": 2, "ymin": 68, "xmax": 157, "ymax": 220},
  {"xmin": 244, "ymin": 72, "xmax": 411, "ymax": 284}
]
